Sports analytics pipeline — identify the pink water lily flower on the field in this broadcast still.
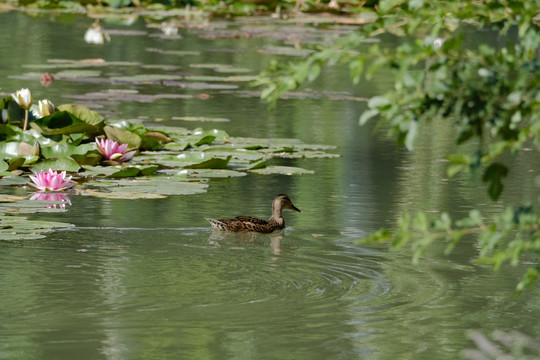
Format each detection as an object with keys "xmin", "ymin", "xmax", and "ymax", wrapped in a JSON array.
[
  {"xmin": 29, "ymin": 169, "xmax": 75, "ymax": 192},
  {"xmin": 95, "ymin": 138, "xmax": 135, "ymax": 162}
]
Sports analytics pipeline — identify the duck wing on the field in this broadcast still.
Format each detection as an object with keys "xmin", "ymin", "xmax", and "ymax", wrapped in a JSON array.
[
  {"xmin": 231, "ymin": 216, "xmax": 268, "ymax": 225},
  {"xmin": 206, "ymin": 216, "xmax": 275, "ymax": 232}
]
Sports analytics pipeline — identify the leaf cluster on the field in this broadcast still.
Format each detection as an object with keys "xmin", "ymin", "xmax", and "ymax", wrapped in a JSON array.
[
  {"xmin": 257, "ymin": 0, "xmax": 540, "ymax": 291},
  {"xmin": 0, "ymin": 96, "xmax": 168, "ymax": 174},
  {"xmin": 362, "ymin": 206, "xmax": 540, "ymax": 293}
]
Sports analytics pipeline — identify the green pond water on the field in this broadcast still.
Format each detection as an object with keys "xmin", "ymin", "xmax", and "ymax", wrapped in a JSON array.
[{"xmin": 1, "ymin": 10, "xmax": 539, "ymax": 360}]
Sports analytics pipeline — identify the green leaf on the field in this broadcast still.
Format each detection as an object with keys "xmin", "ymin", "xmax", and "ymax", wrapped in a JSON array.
[
  {"xmin": 408, "ymin": 0, "xmax": 424, "ymax": 10},
  {"xmin": 359, "ymin": 109, "xmax": 379, "ymax": 125},
  {"xmin": 482, "ymin": 162, "xmax": 508, "ymax": 201},
  {"xmin": 41, "ymin": 143, "xmax": 95, "ymax": 159},
  {"xmin": 31, "ymin": 111, "xmax": 98, "ymax": 136},
  {"xmin": 183, "ymin": 155, "xmax": 231, "ymax": 169},
  {"xmin": 82, "ymin": 164, "xmax": 158, "ymax": 178},
  {"xmin": 404, "ymin": 119, "xmax": 418, "ymax": 151},
  {"xmin": 8, "ymin": 157, "xmax": 26, "ymax": 170},
  {"xmin": 358, "ymin": 228, "xmax": 392, "ymax": 244},
  {"xmin": 0, "ymin": 161, "xmax": 8, "ymax": 173},
  {"xmin": 107, "ymin": 166, "xmax": 144, "ymax": 178},
  {"xmin": 367, "ymin": 96, "xmax": 392, "ymax": 110},
  {"xmin": 31, "ymin": 157, "xmax": 81, "ymax": 173},
  {"xmin": 249, "ymin": 166, "xmax": 315, "ymax": 175},
  {"xmin": 72, "ymin": 153, "xmax": 102, "ymax": 166},
  {"xmin": 56, "ymin": 104, "xmax": 104, "ymax": 127},
  {"xmin": 0, "ymin": 142, "xmax": 20, "ymax": 159},
  {"xmin": 103, "ymin": 125, "xmax": 142, "ymax": 149}
]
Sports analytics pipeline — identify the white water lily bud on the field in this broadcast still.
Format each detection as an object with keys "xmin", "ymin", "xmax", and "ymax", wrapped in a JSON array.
[
  {"xmin": 38, "ymin": 99, "xmax": 55, "ymax": 117},
  {"xmin": 84, "ymin": 21, "xmax": 110, "ymax": 44},
  {"xmin": 1, "ymin": 109, "xmax": 7, "ymax": 123},
  {"xmin": 11, "ymin": 88, "xmax": 33, "ymax": 110}
]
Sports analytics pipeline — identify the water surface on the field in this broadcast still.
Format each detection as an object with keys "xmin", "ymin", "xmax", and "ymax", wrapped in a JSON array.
[{"xmin": 0, "ymin": 11, "xmax": 539, "ymax": 360}]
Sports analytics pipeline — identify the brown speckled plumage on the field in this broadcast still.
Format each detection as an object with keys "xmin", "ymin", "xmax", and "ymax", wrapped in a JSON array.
[{"xmin": 206, "ymin": 194, "xmax": 300, "ymax": 233}]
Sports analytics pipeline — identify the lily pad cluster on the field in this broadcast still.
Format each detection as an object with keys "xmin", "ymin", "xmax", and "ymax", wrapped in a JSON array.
[
  {"xmin": 1, "ymin": 88, "xmax": 338, "ymax": 201},
  {"xmin": 0, "ymin": 194, "xmax": 75, "ymax": 240}
]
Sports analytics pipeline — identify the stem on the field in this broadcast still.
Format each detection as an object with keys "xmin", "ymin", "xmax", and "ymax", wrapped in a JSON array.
[{"xmin": 23, "ymin": 109, "xmax": 28, "ymax": 131}]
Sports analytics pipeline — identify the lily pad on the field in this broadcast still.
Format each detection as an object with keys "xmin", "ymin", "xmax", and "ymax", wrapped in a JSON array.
[
  {"xmin": 55, "ymin": 70, "xmax": 102, "ymax": 78},
  {"xmin": 41, "ymin": 143, "xmax": 95, "ymax": 159},
  {"xmin": 82, "ymin": 164, "xmax": 158, "ymax": 178},
  {"xmin": 0, "ymin": 142, "xmax": 21, "ymax": 159},
  {"xmin": 0, "ymin": 215, "xmax": 74, "ymax": 240},
  {"xmin": 80, "ymin": 190, "xmax": 166, "ymax": 199},
  {"xmin": 0, "ymin": 176, "xmax": 28, "ymax": 186},
  {"xmin": 8, "ymin": 157, "xmax": 27, "ymax": 170},
  {"xmin": 110, "ymin": 74, "xmax": 183, "ymax": 83},
  {"xmin": 57, "ymin": 104, "xmax": 105, "ymax": 128},
  {"xmin": 103, "ymin": 125, "xmax": 142, "ymax": 149},
  {"xmin": 171, "ymin": 116, "xmax": 230, "ymax": 123},
  {"xmin": 249, "ymin": 166, "xmax": 315, "ymax": 175},
  {"xmin": 31, "ymin": 157, "xmax": 81, "ymax": 173},
  {"xmin": 145, "ymin": 48, "xmax": 200, "ymax": 56},
  {"xmin": 175, "ymin": 153, "xmax": 232, "ymax": 169},
  {"xmin": 31, "ymin": 111, "xmax": 100, "ymax": 136},
  {"xmin": 83, "ymin": 177, "xmax": 208, "ymax": 198},
  {"xmin": 176, "ymin": 169, "xmax": 247, "ymax": 178}
]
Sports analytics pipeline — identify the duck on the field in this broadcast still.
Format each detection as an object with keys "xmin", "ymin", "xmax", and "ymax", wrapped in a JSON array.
[{"xmin": 206, "ymin": 194, "xmax": 301, "ymax": 233}]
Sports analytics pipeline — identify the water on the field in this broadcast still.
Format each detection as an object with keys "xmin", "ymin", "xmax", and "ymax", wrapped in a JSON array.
[{"xmin": 1, "ymin": 10, "xmax": 539, "ymax": 359}]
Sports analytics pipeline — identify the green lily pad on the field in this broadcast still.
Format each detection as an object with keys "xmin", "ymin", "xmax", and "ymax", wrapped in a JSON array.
[
  {"xmin": 171, "ymin": 116, "xmax": 230, "ymax": 123},
  {"xmin": 55, "ymin": 70, "xmax": 102, "ymax": 78},
  {"xmin": 80, "ymin": 190, "xmax": 167, "ymax": 199},
  {"xmin": 0, "ymin": 142, "xmax": 21, "ymax": 159},
  {"xmin": 190, "ymin": 64, "xmax": 252, "ymax": 73},
  {"xmin": 249, "ymin": 166, "xmax": 315, "ymax": 175},
  {"xmin": 41, "ymin": 143, "xmax": 95, "ymax": 159},
  {"xmin": 82, "ymin": 164, "xmax": 158, "ymax": 178},
  {"xmin": 175, "ymin": 152, "xmax": 232, "ymax": 169},
  {"xmin": 145, "ymin": 48, "xmax": 200, "ymax": 57},
  {"xmin": 0, "ymin": 161, "xmax": 7, "ymax": 173},
  {"xmin": 238, "ymin": 158, "xmax": 267, "ymax": 170},
  {"xmin": 110, "ymin": 178, "xmax": 208, "ymax": 195},
  {"xmin": 57, "ymin": 104, "xmax": 105, "ymax": 128},
  {"xmin": 0, "ymin": 232, "xmax": 47, "ymax": 241},
  {"xmin": 0, "ymin": 176, "xmax": 28, "ymax": 186},
  {"xmin": 103, "ymin": 125, "xmax": 142, "ymax": 149},
  {"xmin": 0, "ymin": 142, "xmax": 40, "ymax": 165},
  {"xmin": 214, "ymin": 67, "xmax": 253, "ymax": 74},
  {"xmin": 8, "ymin": 157, "xmax": 27, "ymax": 170},
  {"xmin": 83, "ymin": 177, "xmax": 208, "ymax": 198},
  {"xmin": 204, "ymin": 147, "xmax": 265, "ymax": 162},
  {"xmin": 270, "ymin": 150, "xmax": 341, "ymax": 159},
  {"xmin": 72, "ymin": 152, "xmax": 102, "ymax": 166},
  {"xmin": 31, "ymin": 157, "xmax": 81, "ymax": 172},
  {"xmin": 0, "ymin": 199, "xmax": 68, "ymax": 214},
  {"xmin": 31, "ymin": 111, "xmax": 99, "ymax": 136},
  {"xmin": 177, "ymin": 169, "xmax": 247, "ymax": 178},
  {"xmin": 0, "ymin": 215, "xmax": 74, "ymax": 241},
  {"xmin": 110, "ymin": 74, "xmax": 183, "ymax": 83},
  {"xmin": 0, "ymin": 194, "xmax": 27, "ymax": 202}
]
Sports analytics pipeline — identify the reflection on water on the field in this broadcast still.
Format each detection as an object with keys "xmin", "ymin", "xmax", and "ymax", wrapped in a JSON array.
[
  {"xmin": 30, "ymin": 191, "xmax": 71, "ymax": 209},
  {"xmin": 0, "ymin": 227, "xmax": 386, "ymax": 359},
  {"xmin": 0, "ymin": 10, "xmax": 539, "ymax": 360}
]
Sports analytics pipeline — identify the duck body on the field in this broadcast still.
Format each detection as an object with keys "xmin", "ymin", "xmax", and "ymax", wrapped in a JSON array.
[{"xmin": 206, "ymin": 194, "xmax": 300, "ymax": 233}]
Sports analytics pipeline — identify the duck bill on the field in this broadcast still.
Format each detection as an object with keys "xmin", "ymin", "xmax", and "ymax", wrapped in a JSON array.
[{"xmin": 290, "ymin": 204, "xmax": 301, "ymax": 212}]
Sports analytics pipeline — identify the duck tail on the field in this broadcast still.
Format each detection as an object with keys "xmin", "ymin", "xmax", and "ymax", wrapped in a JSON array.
[{"xmin": 206, "ymin": 218, "xmax": 227, "ymax": 230}]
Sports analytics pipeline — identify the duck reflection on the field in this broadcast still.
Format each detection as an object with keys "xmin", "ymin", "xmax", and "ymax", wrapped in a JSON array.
[{"xmin": 207, "ymin": 231, "xmax": 284, "ymax": 255}]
